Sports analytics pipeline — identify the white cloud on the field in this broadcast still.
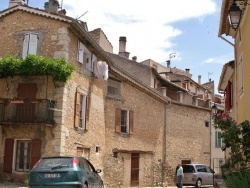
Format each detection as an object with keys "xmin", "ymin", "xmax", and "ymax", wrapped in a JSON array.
[{"xmin": 62, "ymin": 0, "xmax": 217, "ymax": 63}]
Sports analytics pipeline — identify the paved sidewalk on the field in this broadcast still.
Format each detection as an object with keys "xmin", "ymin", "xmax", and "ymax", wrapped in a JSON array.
[{"xmin": 215, "ymin": 178, "xmax": 227, "ymax": 188}]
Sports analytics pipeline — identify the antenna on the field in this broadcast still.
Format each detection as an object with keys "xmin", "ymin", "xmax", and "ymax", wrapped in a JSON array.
[
  {"xmin": 76, "ymin": 11, "xmax": 89, "ymax": 20},
  {"xmin": 166, "ymin": 52, "xmax": 176, "ymax": 67},
  {"xmin": 60, "ymin": 0, "xmax": 63, "ymax": 9},
  {"xmin": 208, "ymin": 72, "xmax": 213, "ymax": 80}
]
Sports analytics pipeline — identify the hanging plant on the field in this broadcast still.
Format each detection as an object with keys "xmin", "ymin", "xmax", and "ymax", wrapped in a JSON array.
[{"xmin": 0, "ymin": 55, "xmax": 75, "ymax": 82}]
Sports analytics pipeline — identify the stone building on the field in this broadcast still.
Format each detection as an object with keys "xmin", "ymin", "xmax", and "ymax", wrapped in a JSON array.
[
  {"xmin": 0, "ymin": 0, "xmax": 109, "ymax": 182},
  {"xmin": 0, "ymin": 1, "xmax": 215, "ymax": 187},
  {"xmin": 91, "ymin": 32, "xmax": 213, "ymax": 186}
]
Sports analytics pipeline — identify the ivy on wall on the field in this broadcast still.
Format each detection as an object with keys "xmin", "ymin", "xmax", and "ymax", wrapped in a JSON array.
[{"xmin": 0, "ymin": 55, "xmax": 75, "ymax": 82}]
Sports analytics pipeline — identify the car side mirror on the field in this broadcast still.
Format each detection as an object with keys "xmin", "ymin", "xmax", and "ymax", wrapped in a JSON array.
[{"xmin": 96, "ymin": 169, "xmax": 102, "ymax": 173}]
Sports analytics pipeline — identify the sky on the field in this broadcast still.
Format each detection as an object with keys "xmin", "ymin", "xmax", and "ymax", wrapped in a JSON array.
[{"xmin": 0, "ymin": 0, "xmax": 234, "ymax": 92}]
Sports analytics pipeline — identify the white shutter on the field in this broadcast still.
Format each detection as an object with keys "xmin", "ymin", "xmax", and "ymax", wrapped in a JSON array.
[
  {"xmin": 77, "ymin": 41, "xmax": 84, "ymax": 64},
  {"xmin": 22, "ymin": 34, "xmax": 29, "ymax": 58},
  {"xmin": 28, "ymin": 33, "xmax": 38, "ymax": 55}
]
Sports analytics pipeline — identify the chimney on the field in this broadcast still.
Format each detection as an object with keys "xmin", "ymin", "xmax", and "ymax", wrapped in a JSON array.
[
  {"xmin": 166, "ymin": 60, "xmax": 170, "ymax": 68},
  {"xmin": 9, "ymin": 0, "xmax": 26, "ymax": 8},
  {"xmin": 118, "ymin": 36, "xmax": 130, "ymax": 59},
  {"xmin": 44, "ymin": 0, "xmax": 60, "ymax": 14},
  {"xmin": 185, "ymin": 68, "xmax": 190, "ymax": 72},
  {"xmin": 198, "ymin": 75, "xmax": 201, "ymax": 84},
  {"xmin": 132, "ymin": 56, "xmax": 137, "ymax": 61}
]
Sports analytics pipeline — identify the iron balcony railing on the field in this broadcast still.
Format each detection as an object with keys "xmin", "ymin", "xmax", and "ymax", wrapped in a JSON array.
[{"xmin": 0, "ymin": 98, "xmax": 55, "ymax": 126}]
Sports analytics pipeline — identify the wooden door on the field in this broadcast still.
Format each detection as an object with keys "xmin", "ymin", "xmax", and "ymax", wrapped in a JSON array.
[
  {"xmin": 131, "ymin": 153, "xmax": 140, "ymax": 186},
  {"xmin": 16, "ymin": 83, "xmax": 37, "ymax": 121}
]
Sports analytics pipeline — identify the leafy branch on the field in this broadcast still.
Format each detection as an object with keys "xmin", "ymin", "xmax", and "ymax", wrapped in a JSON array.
[{"xmin": 0, "ymin": 55, "xmax": 75, "ymax": 82}]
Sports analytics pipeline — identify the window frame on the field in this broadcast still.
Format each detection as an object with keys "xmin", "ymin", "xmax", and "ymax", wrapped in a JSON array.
[
  {"xmin": 22, "ymin": 32, "xmax": 38, "ymax": 58},
  {"xmin": 74, "ymin": 91, "xmax": 89, "ymax": 130},
  {"xmin": 115, "ymin": 108, "xmax": 134, "ymax": 134},
  {"xmin": 107, "ymin": 79, "xmax": 123, "ymax": 99},
  {"xmin": 215, "ymin": 131, "xmax": 223, "ymax": 148}
]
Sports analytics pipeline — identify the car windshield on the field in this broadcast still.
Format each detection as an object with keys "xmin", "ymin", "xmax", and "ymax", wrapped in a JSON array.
[{"xmin": 37, "ymin": 158, "xmax": 72, "ymax": 169}]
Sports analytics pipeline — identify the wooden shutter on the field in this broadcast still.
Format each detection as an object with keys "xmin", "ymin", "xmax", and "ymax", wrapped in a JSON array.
[
  {"xmin": 115, "ymin": 108, "xmax": 121, "ymax": 133},
  {"xmin": 4, "ymin": 138, "xmax": 14, "ymax": 172},
  {"xmin": 225, "ymin": 81, "xmax": 232, "ymax": 112},
  {"xmin": 28, "ymin": 33, "xmax": 38, "ymax": 55},
  {"xmin": 74, "ymin": 91, "xmax": 81, "ymax": 128},
  {"xmin": 22, "ymin": 34, "xmax": 29, "ymax": 58},
  {"xmin": 77, "ymin": 41, "xmax": 84, "ymax": 64},
  {"xmin": 85, "ymin": 96, "xmax": 89, "ymax": 130},
  {"xmin": 30, "ymin": 139, "xmax": 41, "ymax": 169},
  {"xmin": 129, "ymin": 110, "xmax": 134, "ymax": 134}
]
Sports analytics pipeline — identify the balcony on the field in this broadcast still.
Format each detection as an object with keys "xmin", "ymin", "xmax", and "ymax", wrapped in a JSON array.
[{"xmin": 0, "ymin": 99, "xmax": 55, "ymax": 126}]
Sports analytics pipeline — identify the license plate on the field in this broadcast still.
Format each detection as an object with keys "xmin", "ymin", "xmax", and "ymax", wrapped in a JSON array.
[{"xmin": 44, "ymin": 173, "xmax": 61, "ymax": 178}]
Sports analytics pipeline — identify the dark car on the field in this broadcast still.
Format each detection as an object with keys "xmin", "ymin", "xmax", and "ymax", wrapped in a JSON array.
[
  {"xmin": 177, "ymin": 164, "xmax": 215, "ymax": 188},
  {"xmin": 28, "ymin": 156, "xmax": 104, "ymax": 188}
]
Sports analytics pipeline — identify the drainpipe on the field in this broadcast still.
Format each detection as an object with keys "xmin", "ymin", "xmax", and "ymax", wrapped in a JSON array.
[
  {"xmin": 219, "ymin": 35, "xmax": 234, "ymax": 47},
  {"xmin": 162, "ymin": 100, "xmax": 172, "ymax": 186}
]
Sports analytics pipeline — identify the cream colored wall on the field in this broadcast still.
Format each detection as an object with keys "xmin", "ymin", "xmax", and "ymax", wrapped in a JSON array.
[{"xmin": 234, "ymin": 7, "xmax": 250, "ymax": 123}]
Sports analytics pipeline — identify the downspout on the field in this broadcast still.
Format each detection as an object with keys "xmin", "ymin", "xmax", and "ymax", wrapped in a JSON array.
[
  {"xmin": 219, "ymin": 35, "xmax": 234, "ymax": 47},
  {"xmin": 162, "ymin": 100, "xmax": 172, "ymax": 186}
]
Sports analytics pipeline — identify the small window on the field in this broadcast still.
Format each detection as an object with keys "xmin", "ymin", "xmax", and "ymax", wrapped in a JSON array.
[
  {"xmin": 22, "ymin": 33, "xmax": 38, "ymax": 58},
  {"xmin": 107, "ymin": 79, "xmax": 122, "ymax": 98},
  {"xmin": 4, "ymin": 139, "xmax": 41, "ymax": 173},
  {"xmin": 205, "ymin": 121, "xmax": 209, "ymax": 127},
  {"xmin": 115, "ymin": 108, "xmax": 134, "ymax": 134}
]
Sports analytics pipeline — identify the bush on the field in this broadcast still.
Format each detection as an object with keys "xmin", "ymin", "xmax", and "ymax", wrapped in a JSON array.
[{"xmin": 225, "ymin": 171, "xmax": 250, "ymax": 188}]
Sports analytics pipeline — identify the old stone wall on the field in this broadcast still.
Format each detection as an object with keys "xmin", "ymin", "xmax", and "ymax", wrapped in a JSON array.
[
  {"xmin": 104, "ymin": 77, "xmax": 166, "ymax": 187},
  {"xmin": 0, "ymin": 9, "xmax": 106, "ymax": 181},
  {"xmin": 166, "ymin": 103, "xmax": 211, "ymax": 185}
]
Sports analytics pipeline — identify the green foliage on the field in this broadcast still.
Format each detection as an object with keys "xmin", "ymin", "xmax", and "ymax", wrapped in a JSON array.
[
  {"xmin": 225, "ymin": 171, "xmax": 250, "ymax": 188},
  {"xmin": 212, "ymin": 112, "xmax": 250, "ymax": 168},
  {"xmin": 0, "ymin": 55, "xmax": 75, "ymax": 82}
]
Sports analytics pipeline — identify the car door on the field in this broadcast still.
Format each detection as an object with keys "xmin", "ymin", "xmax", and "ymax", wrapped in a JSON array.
[
  {"xmin": 86, "ymin": 160, "xmax": 102, "ymax": 187},
  {"xmin": 205, "ymin": 166, "xmax": 214, "ymax": 185},
  {"xmin": 81, "ymin": 159, "xmax": 96, "ymax": 187},
  {"xmin": 196, "ymin": 165, "xmax": 208, "ymax": 184}
]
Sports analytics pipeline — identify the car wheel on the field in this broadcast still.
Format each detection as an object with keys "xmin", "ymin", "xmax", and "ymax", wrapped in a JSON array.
[
  {"xmin": 83, "ymin": 183, "xmax": 88, "ymax": 188},
  {"xmin": 195, "ymin": 179, "xmax": 202, "ymax": 188}
]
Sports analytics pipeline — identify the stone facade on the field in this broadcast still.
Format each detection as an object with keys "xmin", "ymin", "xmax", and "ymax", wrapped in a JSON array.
[{"xmin": 0, "ymin": 4, "xmax": 106, "ymax": 182}]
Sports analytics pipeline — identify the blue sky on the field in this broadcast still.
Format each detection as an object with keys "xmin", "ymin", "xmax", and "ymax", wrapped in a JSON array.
[{"xmin": 0, "ymin": 0, "xmax": 234, "ymax": 92}]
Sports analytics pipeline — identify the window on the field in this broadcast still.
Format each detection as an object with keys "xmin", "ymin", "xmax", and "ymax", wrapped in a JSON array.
[
  {"xmin": 22, "ymin": 33, "xmax": 38, "ymax": 58},
  {"xmin": 215, "ymin": 131, "xmax": 223, "ymax": 148},
  {"xmin": 77, "ymin": 41, "xmax": 94, "ymax": 72},
  {"xmin": 15, "ymin": 140, "xmax": 31, "ymax": 171},
  {"xmin": 115, "ymin": 108, "xmax": 133, "ymax": 134},
  {"xmin": 107, "ymin": 79, "xmax": 122, "ymax": 98},
  {"xmin": 3, "ymin": 138, "xmax": 41, "ymax": 173},
  {"xmin": 74, "ymin": 91, "xmax": 89, "ymax": 129}
]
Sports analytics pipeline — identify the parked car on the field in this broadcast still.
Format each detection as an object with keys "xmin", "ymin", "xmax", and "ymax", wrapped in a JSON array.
[
  {"xmin": 177, "ymin": 164, "xmax": 215, "ymax": 188},
  {"xmin": 28, "ymin": 156, "xmax": 104, "ymax": 188}
]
